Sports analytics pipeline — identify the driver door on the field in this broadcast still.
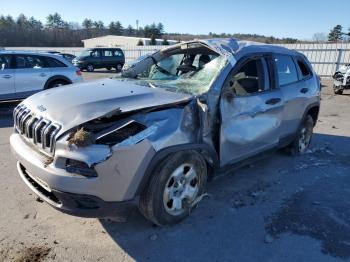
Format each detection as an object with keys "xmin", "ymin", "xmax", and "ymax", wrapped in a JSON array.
[{"xmin": 219, "ymin": 55, "xmax": 284, "ymax": 166}]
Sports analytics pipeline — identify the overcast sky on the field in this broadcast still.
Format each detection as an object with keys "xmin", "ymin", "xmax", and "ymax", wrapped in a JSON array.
[{"xmin": 1, "ymin": 0, "xmax": 349, "ymax": 39}]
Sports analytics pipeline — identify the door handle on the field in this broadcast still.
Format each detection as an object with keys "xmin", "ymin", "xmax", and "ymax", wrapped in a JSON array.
[
  {"xmin": 3, "ymin": 74, "xmax": 12, "ymax": 79},
  {"xmin": 265, "ymin": 98, "xmax": 281, "ymax": 105},
  {"xmin": 39, "ymin": 73, "xmax": 47, "ymax": 77},
  {"xmin": 300, "ymin": 88, "xmax": 309, "ymax": 94}
]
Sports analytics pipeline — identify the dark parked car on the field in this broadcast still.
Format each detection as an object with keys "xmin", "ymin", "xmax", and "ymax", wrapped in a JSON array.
[
  {"xmin": 72, "ymin": 48, "xmax": 125, "ymax": 72},
  {"xmin": 59, "ymin": 53, "xmax": 76, "ymax": 63}
]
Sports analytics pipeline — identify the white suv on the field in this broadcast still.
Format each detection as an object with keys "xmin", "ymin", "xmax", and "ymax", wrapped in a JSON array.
[{"xmin": 0, "ymin": 51, "xmax": 83, "ymax": 101}]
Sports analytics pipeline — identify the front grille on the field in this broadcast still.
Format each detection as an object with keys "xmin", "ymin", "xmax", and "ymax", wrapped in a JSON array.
[
  {"xmin": 333, "ymin": 72, "xmax": 344, "ymax": 82},
  {"xmin": 13, "ymin": 104, "xmax": 61, "ymax": 155}
]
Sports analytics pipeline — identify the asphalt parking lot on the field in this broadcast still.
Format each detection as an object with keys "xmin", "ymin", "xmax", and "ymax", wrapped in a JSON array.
[{"xmin": 0, "ymin": 75, "xmax": 350, "ymax": 262}]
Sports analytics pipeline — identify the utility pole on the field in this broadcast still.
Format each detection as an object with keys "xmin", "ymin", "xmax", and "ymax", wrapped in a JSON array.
[{"xmin": 136, "ymin": 20, "xmax": 139, "ymax": 30}]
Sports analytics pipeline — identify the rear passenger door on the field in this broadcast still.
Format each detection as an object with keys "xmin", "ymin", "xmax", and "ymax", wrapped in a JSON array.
[
  {"xmin": 219, "ymin": 55, "xmax": 283, "ymax": 166},
  {"xmin": 0, "ymin": 54, "xmax": 15, "ymax": 98},
  {"xmin": 45, "ymin": 56, "xmax": 69, "ymax": 77},
  {"xmin": 14, "ymin": 55, "xmax": 51, "ymax": 95},
  {"xmin": 274, "ymin": 54, "xmax": 308, "ymax": 138}
]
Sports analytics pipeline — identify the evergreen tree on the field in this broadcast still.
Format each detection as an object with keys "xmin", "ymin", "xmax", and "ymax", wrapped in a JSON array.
[{"xmin": 328, "ymin": 25, "xmax": 343, "ymax": 42}]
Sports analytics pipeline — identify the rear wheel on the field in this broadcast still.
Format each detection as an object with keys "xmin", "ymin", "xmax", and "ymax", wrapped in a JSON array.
[
  {"xmin": 139, "ymin": 150, "xmax": 207, "ymax": 226},
  {"xmin": 86, "ymin": 64, "xmax": 94, "ymax": 72},
  {"xmin": 287, "ymin": 115, "xmax": 314, "ymax": 155},
  {"xmin": 47, "ymin": 80, "xmax": 69, "ymax": 89}
]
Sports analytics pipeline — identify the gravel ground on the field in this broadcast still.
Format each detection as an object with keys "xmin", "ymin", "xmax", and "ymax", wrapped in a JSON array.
[{"xmin": 0, "ymin": 77, "xmax": 349, "ymax": 262}]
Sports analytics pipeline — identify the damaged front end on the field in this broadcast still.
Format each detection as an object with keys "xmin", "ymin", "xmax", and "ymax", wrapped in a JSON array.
[
  {"xmin": 11, "ymin": 39, "xmax": 231, "ymax": 217},
  {"xmin": 55, "ymin": 98, "xmax": 212, "ymax": 201},
  {"xmin": 333, "ymin": 64, "xmax": 350, "ymax": 93}
]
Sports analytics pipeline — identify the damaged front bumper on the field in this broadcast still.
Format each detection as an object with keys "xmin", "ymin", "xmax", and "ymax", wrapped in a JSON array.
[
  {"xmin": 333, "ymin": 72, "xmax": 350, "ymax": 89},
  {"xmin": 10, "ymin": 133, "xmax": 156, "ymax": 217},
  {"xmin": 17, "ymin": 162, "xmax": 136, "ymax": 217}
]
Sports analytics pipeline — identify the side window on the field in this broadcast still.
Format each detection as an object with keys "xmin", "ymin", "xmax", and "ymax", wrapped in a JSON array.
[
  {"xmin": 15, "ymin": 55, "xmax": 45, "ymax": 69},
  {"xmin": 113, "ymin": 50, "xmax": 123, "ymax": 57},
  {"xmin": 0, "ymin": 55, "xmax": 11, "ymax": 70},
  {"xmin": 45, "ymin": 57, "xmax": 67, "ymax": 68},
  {"xmin": 225, "ymin": 57, "xmax": 269, "ymax": 96},
  {"xmin": 296, "ymin": 59, "xmax": 312, "ymax": 79},
  {"xmin": 274, "ymin": 54, "xmax": 298, "ymax": 86},
  {"xmin": 91, "ymin": 50, "xmax": 100, "ymax": 57},
  {"xmin": 103, "ymin": 50, "xmax": 113, "ymax": 57}
]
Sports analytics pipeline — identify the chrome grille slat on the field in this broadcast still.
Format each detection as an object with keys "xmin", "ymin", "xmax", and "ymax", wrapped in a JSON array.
[{"xmin": 13, "ymin": 105, "xmax": 61, "ymax": 155}]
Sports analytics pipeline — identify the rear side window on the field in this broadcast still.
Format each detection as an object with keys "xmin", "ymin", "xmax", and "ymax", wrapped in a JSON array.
[
  {"xmin": 274, "ymin": 54, "xmax": 298, "ymax": 86},
  {"xmin": 297, "ymin": 59, "xmax": 312, "ymax": 78},
  {"xmin": 15, "ymin": 55, "xmax": 46, "ymax": 69},
  {"xmin": 45, "ymin": 57, "xmax": 67, "ymax": 68},
  {"xmin": 103, "ymin": 50, "xmax": 113, "ymax": 57},
  {"xmin": 0, "ymin": 55, "xmax": 12, "ymax": 70}
]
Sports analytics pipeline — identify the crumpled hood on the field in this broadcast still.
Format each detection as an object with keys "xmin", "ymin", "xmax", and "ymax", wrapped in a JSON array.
[{"xmin": 22, "ymin": 78, "xmax": 191, "ymax": 134}]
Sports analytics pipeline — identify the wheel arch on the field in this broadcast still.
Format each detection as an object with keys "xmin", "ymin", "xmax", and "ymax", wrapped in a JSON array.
[
  {"xmin": 44, "ymin": 75, "xmax": 72, "ymax": 89},
  {"xmin": 304, "ymin": 102, "xmax": 320, "ymax": 126},
  {"xmin": 135, "ymin": 143, "xmax": 219, "ymax": 196}
]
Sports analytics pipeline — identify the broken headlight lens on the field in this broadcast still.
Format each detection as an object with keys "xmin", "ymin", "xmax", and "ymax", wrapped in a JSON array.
[{"xmin": 95, "ymin": 121, "xmax": 146, "ymax": 145}]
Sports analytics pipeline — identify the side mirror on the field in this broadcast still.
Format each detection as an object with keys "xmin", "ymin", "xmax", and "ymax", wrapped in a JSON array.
[
  {"xmin": 223, "ymin": 89, "xmax": 235, "ymax": 101},
  {"xmin": 222, "ymin": 79, "xmax": 235, "ymax": 101}
]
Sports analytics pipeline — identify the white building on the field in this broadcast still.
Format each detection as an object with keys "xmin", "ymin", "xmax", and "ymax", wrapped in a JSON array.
[{"xmin": 82, "ymin": 35, "xmax": 178, "ymax": 48}]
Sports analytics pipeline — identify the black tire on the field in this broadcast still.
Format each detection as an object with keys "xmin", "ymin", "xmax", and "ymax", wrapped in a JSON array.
[
  {"xmin": 115, "ymin": 64, "xmax": 123, "ymax": 72},
  {"xmin": 86, "ymin": 64, "xmax": 94, "ymax": 72},
  {"xmin": 287, "ymin": 115, "xmax": 314, "ymax": 155},
  {"xmin": 139, "ymin": 150, "xmax": 207, "ymax": 226},
  {"xmin": 106, "ymin": 66, "xmax": 112, "ymax": 70},
  {"xmin": 46, "ymin": 80, "xmax": 69, "ymax": 89},
  {"xmin": 333, "ymin": 84, "xmax": 343, "ymax": 95}
]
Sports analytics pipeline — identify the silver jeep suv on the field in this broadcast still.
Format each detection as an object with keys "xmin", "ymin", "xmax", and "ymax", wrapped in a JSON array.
[
  {"xmin": 0, "ymin": 51, "xmax": 82, "ymax": 101},
  {"xmin": 10, "ymin": 39, "xmax": 320, "ymax": 225}
]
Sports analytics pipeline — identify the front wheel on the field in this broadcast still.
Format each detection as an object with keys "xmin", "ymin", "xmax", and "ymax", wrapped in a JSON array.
[
  {"xmin": 115, "ymin": 64, "xmax": 123, "ymax": 72},
  {"xmin": 139, "ymin": 150, "xmax": 208, "ymax": 226},
  {"xmin": 86, "ymin": 64, "xmax": 94, "ymax": 72},
  {"xmin": 288, "ymin": 115, "xmax": 314, "ymax": 155},
  {"xmin": 333, "ymin": 84, "xmax": 343, "ymax": 95}
]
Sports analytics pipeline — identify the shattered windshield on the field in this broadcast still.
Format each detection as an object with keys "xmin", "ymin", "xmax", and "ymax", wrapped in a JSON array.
[{"xmin": 122, "ymin": 49, "xmax": 227, "ymax": 95}]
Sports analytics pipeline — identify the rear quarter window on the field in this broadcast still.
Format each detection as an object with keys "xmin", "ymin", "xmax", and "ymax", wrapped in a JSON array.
[
  {"xmin": 274, "ymin": 54, "xmax": 298, "ymax": 86},
  {"xmin": 296, "ymin": 58, "xmax": 312, "ymax": 79},
  {"xmin": 113, "ymin": 50, "xmax": 124, "ymax": 57},
  {"xmin": 45, "ymin": 57, "xmax": 67, "ymax": 68}
]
